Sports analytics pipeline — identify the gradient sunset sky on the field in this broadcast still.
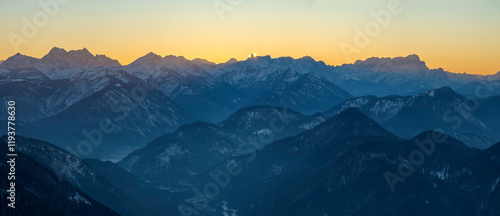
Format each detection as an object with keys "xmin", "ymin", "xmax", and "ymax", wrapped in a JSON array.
[{"xmin": 1, "ymin": 0, "xmax": 499, "ymax": 74}]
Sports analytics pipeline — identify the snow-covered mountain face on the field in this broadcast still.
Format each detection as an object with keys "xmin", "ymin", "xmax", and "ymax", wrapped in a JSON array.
[
  {"xmin": 0, "ymin": 47, "xmax": 121, "ymax": 79},
  {"xmin": 41, "ymin": 47, "xmax": 120, "ymax": 69},
  {"xmin": 353, "ymin": 54, "xmax": 429, "ymax": 73},
  {"xmin": 325, "ymin": 87, "xmax": 463, "ymax": 121},
  {"xmin": 0, "ymin": 51, "xmax": 495, "ymax": 122},
  {"xmin": 0, "ymin": 61, "xmax": 6, "ymax": 77},
  {"xmin": 0, "ymin": 63, "xmax": 198, "ymax": 159},
  {"xmin": 325, "ymin": 87, "xmax": 500, "ymax": 149},
  {"xmin": 17, "ymin": 69, "xmax": 196, "ymax": 159},
  {"xmin": 249, "ymin": 72, "xmax": 353, "ymax": 114},
  {"xmin": 45, "ymin": 69, "xmax": 156, "ymax": 116},
  {"xmin": 123, "ymin": 53, "xmax": 222, "ymax": 99},
  {"xmin": 122, "ymin": 53, "xmax": 238, "ymax": 122},
  {"xmin": 0, "ymin": 68, "xmax": 166, "ymax": 123},
  {"xmin": 0, "ymin": 53, "xmax": 41, "ymax": 70},
  {"xmin": 126, "ymin": 53, "xmax": 214, "ymax": 79},
  {"xmin": 331, "ymin": 55, "xmax": 467, "ymax": 96},
  {"xmin": 122, "ymin": 54, "xmax": 339, "ymax": 123},
  {"xmin": 2, "ymin": 49, "xmax": 493, "ymax": 99},
  {"xmin": 4, "ymin": 67, "xmax": 50, "ymax": 81},
  {"xmin": 211, "ymin": 56, "xmax": 332, "ymax": 86},
  {"xmin": 0, "ymin": 49, "xmax": 492, "ymax": 94},
  {"xmin": 117, "ymin": 54, "xmax": 345, "ymax": 123},
  {"xmin": 0, "ymin": 68, "xmax": 66, "ymax": 122},
  {"xmin": 491, "ymin": 72, "xmax": 500, "ymax": 81}
]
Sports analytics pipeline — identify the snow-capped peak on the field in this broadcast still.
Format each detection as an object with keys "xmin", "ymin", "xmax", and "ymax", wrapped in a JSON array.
[
  {"xmin": 129, "ymin": 52, "xmax": 163, "ymax": 66},
  {"xmin": 42, "ymin": 47, "xmax": 95, "ymax": 61},
  {"xmin": 192, "ymin": 58, "xmax": 216, "ymax": 65},
  {"xmin": 6, "ymin": 52, "xmax": 37, "ymax": 62},
  {"xmin": 225, "ymin": 58, "xmax": 239, "ymax": 64},
  {"xmin": 298, "ymin": 56, "xmax": 315, "ymax": 62},
  {"xmin": 0, "ymin": 53, "xmax": 40, "ymax": 70},
  {"xmin": 40, "ymin": 47, "xmax": 121, "ymax": 71},
  {"xmin": 45, "ymin": 47, "xmax": 67, "ymax": 56},
  {"xmin": 353, "ymin": 54, "xmax": 429, "ymax": 72},
  {"xmin": 1, "ymin": 47, "xmax": 122, "ymax": 72}
]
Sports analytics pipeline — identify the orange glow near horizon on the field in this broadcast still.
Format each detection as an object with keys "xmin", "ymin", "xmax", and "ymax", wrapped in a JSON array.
[{"xmin": 0, "ymin": 0, "xmax": 499, "ymax": 75}]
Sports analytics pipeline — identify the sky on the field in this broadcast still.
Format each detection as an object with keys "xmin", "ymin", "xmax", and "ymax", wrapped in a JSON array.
[{"xmin": 0, "ymin": 0, "xmax": 499, "ymax": 75}]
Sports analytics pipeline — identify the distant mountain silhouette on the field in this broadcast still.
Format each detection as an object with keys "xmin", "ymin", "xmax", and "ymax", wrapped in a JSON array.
[{"xmin": 325, "ymin": 87, "xmax": 500, "ymax": 149}]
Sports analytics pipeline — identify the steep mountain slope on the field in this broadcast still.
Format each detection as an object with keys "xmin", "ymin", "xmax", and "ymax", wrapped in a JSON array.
[
  {"xmin": 4, "ymin": 67, "xmax": 50, "ymax": 81},
  {"xmin": 456, "ymin": 142, "xmax": 500, "ymax": 216},
  {"xmin": 5, "ymin": 136, "xmax": 176, "ymax": 216},
  {"xmin": 456, "ymin": 80, "xmax": 500, "ymax": 96},
  {"xmin": 0, "ymin": 140, "xmax": 120, "ymax": 216},
  {"xmin": 168, "ymin": 66, "xmax": 309, "ymax": 123},
  {"xmin": 219, "ymin": 106, "xmax": 326, "ymax": 136},
  {"xmin": 125, "ymin": 53, "xmax": 213, "ymax": 81},
  {"xmin": 177, "ymin": 108, "xmax": 495, "ymax": 216},
  {"xmin": 118, "ymin": 121, "xmax": 239, "ymax": 190},
  {"xmin": 325, "ymin": 87, "xmax": 500, "ymax": 148},
  {"xmin": 0, "ymin": 53, "xmax": 43, "ymax": 73},
  {"xmin": 191, "ymin": 68, "xmax": 306, "ymax": 122},
  {"xmin": 0, "ymin": 68, "xmax": 66, "ymax": 122},
  {"xmin": 124, "ymin": 53, "xmax": 242, "ymax": 123},
  {"xmin": 238, "ymin": 131, "xmax": 485, "ymax": 216},
  {"xmin": 44, "ymin": 69, "xmax": 125, "ymax": 116},
  {"xmin": 128, "ymin": 55, "xmax": 337, "ymax": 123},
  {"xmin": 118, "ymin": 106, "xmax": 325, "ymax": 189},
  {"xmin": 83, "ymin": 159, "xmax": 179, "ymax": 215},
  {"xmin": 20, "ymin": 69, "xmax": 195, "ymax": 159},
  {"xmin": 249, "ymin": 73, "xmax": 352, "ymax": 114},
  {"xmin": 41, "ymin": 47, "xmax": 120, "ymax": 69},
  {"xmin": 185, "ymin": 108, "xmax": 397, "ymax": 214},
  {"xmin": 214, "ymin": 58, "xmax": 308, "ymax": 89},
  {"xmin": 148, "ymin": 54, "xmax": 491, "ymax": 122},
  {"xmin": 169, "ymin": 81, "xmax": 245, "ymax": 123}
]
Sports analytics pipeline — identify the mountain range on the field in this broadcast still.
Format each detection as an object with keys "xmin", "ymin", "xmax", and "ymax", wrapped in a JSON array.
[
  {"xmin": 1, "ymin": 47, "xmax": 499, "ymax": 215},
  {"xmin": 0, "ymin": 48, "xmax": 120, "ymax": 79},
  {"xmin": 325, "ymin": 87, "xmax": 500, "ymax": 149},
  {"xmin": 1, "ymin": 48, "xmax": 499, "ymax": 160},
  {"xmin": 179, "ymin": 108, "xmax": 499, "ymax": 216},
  {"xmin": 4, "ymin": 108, "xmax": 499, "ymax": 215},
  {"xmin": 117, "ymin": 106, "xmax": 326, "ymax": 189},
  {"xmin": 10, "ymin": 68, "xmax": 195, "ymax": 159}
]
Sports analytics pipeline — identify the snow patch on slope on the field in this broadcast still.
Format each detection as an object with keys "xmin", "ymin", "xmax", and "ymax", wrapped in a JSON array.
[
  {"xmin": 158, "ymin": 144, "xmax": 190, "ymax": 166},
  {"xmin": 69, "ymin": 193, "xmax": 91, "ymax": 205}
]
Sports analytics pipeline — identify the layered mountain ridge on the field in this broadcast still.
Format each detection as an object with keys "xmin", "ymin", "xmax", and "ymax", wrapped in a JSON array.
[{"xmin": 1, "ymin": 47, "xmax": 498, "ymax": 157}]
